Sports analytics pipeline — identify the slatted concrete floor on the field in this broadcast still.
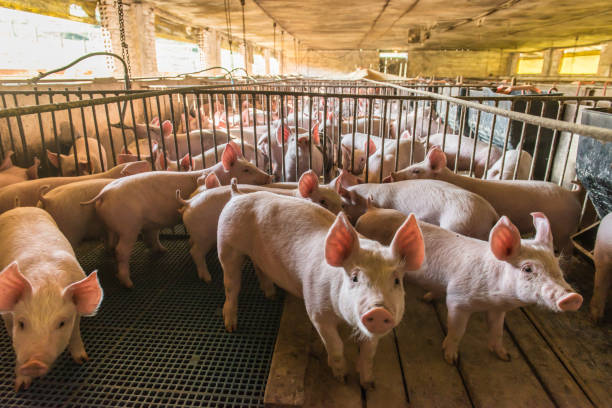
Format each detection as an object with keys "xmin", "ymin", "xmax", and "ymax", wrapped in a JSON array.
[
  {"xmin": 265, "ymin": 255, "xmax": 612, "ymax": 408},
  {"xmin": 0, "ymin": 236, "xmax": 284, "ymax": 407}
]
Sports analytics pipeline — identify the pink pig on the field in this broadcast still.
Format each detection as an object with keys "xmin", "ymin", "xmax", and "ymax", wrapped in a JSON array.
[
  {"xmin": 217, "ymin": 188, "xmax": 424, "ymax": 387},
  {"xmin": 0, "ymin": 207, "xmax": 103, "ymax": 391},
  {"xmin": 356, "ymin": 206, "xmax": 583, "ymax": 364}
]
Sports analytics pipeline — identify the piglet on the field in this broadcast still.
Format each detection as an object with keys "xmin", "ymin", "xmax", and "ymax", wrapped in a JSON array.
[
  {"xmin": 217, "ymin": 190, "xmax": 424, "ymax": 387},
  {"xmin": 38, "ymin": 179, "xmax": 113, "ymax": 248},
  {"xmin": 0, "ymin": 161, "xmax": 151, "ymax": 215},
  {"xmin": 366, "ymin": 138, "xmax": 425, "ymax": 183},
  {"xmin": 356, "ymin": 207, "xmax": 582, "ymax": 364},
  {"xmin": 284, "ymin": 124, "xmax": 324, "ymax": 181},
  {"xmin": 47, "ymin": 137, "xmax": 108, "ymax": 176},
  {"xmin": 0, "ymin": 207, "xmax": 103, "ymax": 391},
  {"xmin": 180, "ymin": 171, "xmax": 342, "ymax": 282},
  {"xmin": 590, "ymin": 213, "xmax": 612, "ymax": 323},
  {"xmin": 486, "ymin": 149, "xmax": 533, "ymax": 180},
  {"xmin": 82, "ymin": 143, "xmax": 271, "ymax": 288},
  {"xmin": 389, "ymin": 146, "xmax": 582, "ymax": 257},
  {"xmin": 0, "ymin": 151, "xmax": 40, "ymax": 189}
]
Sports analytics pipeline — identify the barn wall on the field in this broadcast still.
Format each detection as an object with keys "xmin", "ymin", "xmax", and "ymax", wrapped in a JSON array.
[
  {"xmin": 301, "ymin": 50, "xmax": 380, "ymax": 77},
  {"xmin": 404, "ymin": 50, "xmax": 512, "ymax": 78}
]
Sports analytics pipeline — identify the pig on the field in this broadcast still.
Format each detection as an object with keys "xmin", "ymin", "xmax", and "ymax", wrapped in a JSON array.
[
  {"xmin": 486, "ymin": 149, "xmax": 533, "ymax": 180},
  {"xmin": 0, "ymin": 207, "xmax": 103, "ymax": 391},
  {"xmin": 590, "ymin": 213, "xmax": 612, "ymax": 323},
  {"xmin": 37, "ymin": 179, "xmax": 113, "ymax": 248},
  {"xmin": 339, "ymin": 179, "xmax": 498, "ymax": 240},
  {"xmin": 82, "ymin": 144, "xmax": 272, "ymax": 288},
  {"xmin": 0, "ymin": 152, "xmax": 40, "ymax": 189},
  {"xmin": 340, "ymin": 143, "xmax": 368, "ymax": 176},
  {"xmin": 181, "ymin": 140, "xmax": 265, "ymax": 171},
  {"xmin": 425, "ymin": 133, "xmax": 502, "ymax": 178},
  {"xmin": 122, "ymin": 139, "xmax": 158, "ymax": 161},
  {"xmin": 0, "ymin": 161, "xmax": 151, "ymax": 215},
  {"xmin": 180, "ymin": 171, "xmax": 343, "ymax": 282},
  {"xmin": 217, "ymin": 189, "xmax": 424, "ymax": 387},
  {"xmin": 283, "ymin": 125, "xmax": 324, "ymax": 181},
  {"xmin": 47, "ymin": 137, "xmax": 108, "ymax": 176},
  {"xmin": 367, "ymin": 138, "xmax": 425, "ymax": 183},
  {"xmin": 257, "ymin": 124, "xmax": 291, "ymax": 181},
  {"xmin": 356, "ymin": 207, "xmax": 583, "ymax": 364},
  {"xmin": 389, "ymin": 147, "xmax": 582, "ymax": 256}
]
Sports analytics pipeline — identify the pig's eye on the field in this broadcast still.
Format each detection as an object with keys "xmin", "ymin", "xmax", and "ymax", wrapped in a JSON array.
[
  {"xmin": 243, "ymin": 168, "xmax": 249, "ymax": 173},
  {"xmin": 58, "ymin": 321, "xmax": 66, "ymax": 329},
  {"xmin": 412, "ymin": 169, "xmax": 420, "ymax": 174},
  {"xmin": 522, "ymin": 264, "xmax": 534, "ymax": 274},
  {"xmin": 394, "ymin": 278, "xmax": 400, "ymax": 286},
  {"xmin": 352, "ymin": 274, "xmax": 358, "ymax": 283},
  {"xmin": 18, "ymin": 321, "xmax": 25, "ymax": 330},
  {"xmin": 319, "ymin": 199, "xmax": 327, "ymax": 208}
]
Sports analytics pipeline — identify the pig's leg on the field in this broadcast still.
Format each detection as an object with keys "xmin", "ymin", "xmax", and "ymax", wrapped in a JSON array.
[
  {"xmin": 189, "ymin": 241, "xmax": 212, "ymax": 282},
  {"xmin": 143, "ymin": 229, "xmax": 166, "ymax": 253},
  {"xmin": 356, "ymin": 337, "xmax": 379, "ymax": 389},
  {"xmin": 442, "ymin": 305, "xmax": 471, "ymax": 365},
  {"xmin": 114, "ymin": 231, "xmax": 139, "ymax": 288},
  {"xmin": 68, "ymin": 318, "xmax": 88, "ymax": 364},
  {"xmin": 14, "ymin": 370, "xmax": 32, "ymax": 392},
  {"xmin": 220, "ymin": 247, "xmax": 244, "ymax": 332},
  {"xmin": 104, "ymin": 231, "xmax": 118, "ymax": 253},
  {"xmin": 486, "ymin": 310, "xmax": 510, "ymax": 361},
  {"xmin": 254, "ymin": 265, "xmax": 276, "ymax": 299},
  {"xmin": 590, "ymin": 261, "xmax": 611, "ymax": 324},
  {"xmin": 3, "ymin": 315, "xmax": 12, "ymax": 338},
  {"xmin": 311, "ymin": 314, "xmax": 347, "ymax": 381}
]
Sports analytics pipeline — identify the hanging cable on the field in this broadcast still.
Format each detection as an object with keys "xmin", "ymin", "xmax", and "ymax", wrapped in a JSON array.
[
  {"xmin": 273, "ymin": 22, "xmax": 277, "ymax": 58},
  {"xmin": 116, "ymin": 0, "xmax": 131, "ymax": 77},
  {"xmin": 293, "ymin": 37, "xmax": 297, "ymax": 73},
  {"xmin": 224, "ymin": 0, "xmax": 234, "ymax": 68},
  {"xmin": 240, "ymin": 0, "xmax": 248, "ymax": 73},
  {"xmin": 280, "ymin": 30, "xmax": 284, "ymax": 73}
]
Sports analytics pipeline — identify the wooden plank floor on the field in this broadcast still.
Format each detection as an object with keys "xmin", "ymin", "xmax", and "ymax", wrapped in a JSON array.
[{"xmin": 265, "ymin": 255, "xmax": 611, "ymax": 407}]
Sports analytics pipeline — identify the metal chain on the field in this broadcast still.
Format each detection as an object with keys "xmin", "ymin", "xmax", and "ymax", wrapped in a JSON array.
[{"xmin": 116, "ymin": 0, "xmax": 131, "ymax": 77}]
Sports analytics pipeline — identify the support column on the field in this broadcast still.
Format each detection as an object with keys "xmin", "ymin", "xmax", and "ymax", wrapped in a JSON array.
[
  {"xmin": 597, "ymin": 41, "xmax": 612, "ymax": 77},
  {"xmin": 264, "ymin": 49, "xmax": 271, "ymax": 74},
  {"xmin": 201, "ymin": 28, "xmax": 220, "ymax": 69}
]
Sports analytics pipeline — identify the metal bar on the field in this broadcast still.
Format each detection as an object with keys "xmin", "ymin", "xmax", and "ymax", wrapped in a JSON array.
[
  {"xmin": 266, "ymin": 93, "xmax": 273, "ymax": 175},
  {"xmin": 468, "ymin": 107, "xmax": 482, "ymax": 178},
  {"xmin": 559, "ymin": 100, "xmax": 581, "ymax": 186},
  {"xmin": 483, "ymin": 100, "xmax": 500, "ymax": 176},
  {"xmin": 33, "ymin": 90, "xmax": 46, "ymax": 168},
  {"xmin": 11, "ymin": 94, "xmax": 28, "ymax": 166},
  {"xmin": 77, "ymin": 91, "xmax": 93, "ymax": 173},
  {"xmin": 168, "ymin": 93, "xmax": 181, "ymax": 171},
  {"xmin": 182, "ymin": 93, "xmax": 194, "ymax": 167},
  {"xmin": 88, "ymin": 94, "xmax": 105, "ymax": 171},
  {"xmin": 544, "ymin": 103, "xmax": 564, "ymax": 182},
  {"xmin": 512, "ymin": 101, "xmax": 531, "ymax": 180},
  {"xmin": 195, "ymin": 93, "xmax": 206, "ymax": 169},
  {"xmin": 209, "ymin": 94, "xmax": 219, "ymax": 163},
  {"xmin": 528, "ymin": 102, "xmax": 547, "ymax": 181},
  {"xmin": 48, "ymin": 92, "xmax": 62, "ymax": 176},
  {"xmin": 65, "ymin": 91, "xmax": 80, "ymax": 175},
  {"xmin": 1, "ymin": 94, "xmax": 17, "ymax": 155},
  {"xmin": 496, "ymin": 100, "xmax": 516, "ymax": 180},
  {"xmin": 102, "ymin": 94, "xmax": 117, "ymax": 167}
]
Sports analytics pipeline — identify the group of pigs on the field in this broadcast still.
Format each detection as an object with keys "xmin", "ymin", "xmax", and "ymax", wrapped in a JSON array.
[{"xmin": 0, "ymin": 100, "xmax": 608, "ymax": 394}]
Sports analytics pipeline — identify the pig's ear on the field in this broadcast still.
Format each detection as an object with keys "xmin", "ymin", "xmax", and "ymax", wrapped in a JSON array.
[
  {"xmin": 47, "ymin": 150, "xmax": 60, "ymax": 168},
  {"xmin": 325, "ymin": 212, "xmax": 359, "ymax": 267},
  {"xmin": 531, "ymin": 212, "xmax": 553, "ymax": 250},
  {"xmin": 364, "ymin": 139, "xmax": 377, "ymax": 157},
  {"xmin": 0, "ymin": 262, "xmax": 32, "ymax": 312},
  {"xmin": 63, "ymin": 271, "xmax": 103, "ymax": 316},
  {"xmin": 276, "ymin": 125, "xmax": 290, "ymax": 145},
  {"xmin": 161, "ymin": 120, "xmax": 173, "ymax": 137},
  {"xmin": 390, "ymin": 214, "xmax": 425, "ymax": 271},
  {"xmin": 298, "ymin": 170, "xmax": 319, "ymax": 198},
  {"xmin": 427, "ymin": 146, "xmax": 446, "ymax": 172},
  {"xmin": 312, "ymin": 123, "xmax": 320, "ymax": 145},
  {"xmin": 228, "ymin": 140, "xmax": 243, "ymax": 158},
  {"xmin": 489, "ymin": 216, "xmax": 521, "ymax": 261},
  {"xmin": 120, "ymin": 160, "xmax": 152, "ymax": 177},
  {"xmin": 221, "ymin": 143, "xmax": 239, "ymax": 171},
  {"xmin": 27, "ymin": 157, "xmax": 40, "ymax": 180},
  {"xmin": 0, "ymin": 151, "xmax": 14, "ymax": 171},
  {"xmin": 204, "ymin": 173, "xmax": 220, "ymax": 189},
  {"xmin": 150, "ymin": 116, "xmax": 160, "ymax": 126},
  {"xmin": 180, "ymin": 154, "xmax": 191, "ymax": 171}
]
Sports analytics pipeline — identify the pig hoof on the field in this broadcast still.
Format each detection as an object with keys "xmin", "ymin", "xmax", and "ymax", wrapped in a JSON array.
[
  {"xmin": 263, "ymin": 288, "xmax": 277, "ymax": 300},
  {"xmin": 117, "ymin": 275, "xmax": 134, "ymax": 289},
  {"xmin": 223, "ymin": 307, "xmax": 237, "ymax": 332},
  {"xmin": 197, "ymin": 270, "xmax": 212, "ymax": 283},
  {"xmin": 589, "ymin": 307, "xmax": 603, "ymax": 325},
  {"xmin": 443, "ymin": 346, "xmax": 459, "ymax": 365},
  {"xmin": 14, "ymin": 375, "xmax": 32, "ymax": 392},
  {"xmin": 72, "ymin": 351, "xmax": 89, "ymax": 365}
]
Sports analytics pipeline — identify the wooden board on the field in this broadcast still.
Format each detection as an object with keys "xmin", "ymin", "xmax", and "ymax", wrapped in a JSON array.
[
  {"xmin": 395, "ymin": 284, "xmax": 471, "ymax": 408},
  {"xmin": 504, "ymin": 309, "xmax": 593, "ymax": 408},
  {"xmin": 303, "ymin": 326, "xmax": 363, "ymax": 408},
  {"xmin": 433, "ymin": 302, "xmax": 556, "ymax": 408},
  {"xmin": 366, "ymin": 333, "xmax": 408, "ymax": 408},
  {"xmin": 264, "ymin": 295, "xmax": 313, "ymax": 408}
]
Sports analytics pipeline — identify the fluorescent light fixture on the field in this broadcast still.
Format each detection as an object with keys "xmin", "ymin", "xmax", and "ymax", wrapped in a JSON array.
[
  {"xmin": 69, "ymin": 4, "xmax": 88, "ymax": 18},
  {"xmin": 380, "ymin": 51, "xmax": 408, "ymax": 59}
]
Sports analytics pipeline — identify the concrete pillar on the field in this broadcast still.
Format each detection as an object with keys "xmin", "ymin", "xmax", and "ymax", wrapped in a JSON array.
[
  {"xmin": 597, "ymin": 41, "xmax": 612, "ymax": 77},
  {"xmin": 549, "ymin": 49, "xmax": 563, "ymax": 76},
  {"xmin": 98, "ymin": 0, "xmax": 157, "ymax": 78},
  {"xmin": 264, "ymin": 49, "xmax": 271, "ymax": 74},
  {"xmin": 542, "ymin": 49, "xmax": 554, "ymax": 76},
  {"xmin": 201, "ymin": 28, "xmax": 220, "ymax": 70}
]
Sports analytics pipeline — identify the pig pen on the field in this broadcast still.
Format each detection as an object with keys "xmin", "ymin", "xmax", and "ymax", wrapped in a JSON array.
[{"xmin": 0, "ymin": 79, "xmax": 610, "ymax": 407}]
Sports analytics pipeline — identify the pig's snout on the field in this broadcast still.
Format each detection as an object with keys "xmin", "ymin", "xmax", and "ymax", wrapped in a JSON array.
[
  {"xmin": 19, "ymin": 358, "xmax": 49, "ymax": 378},
  {"xmin": 361, "ymin": 307, "xmax": 395, "ymax": 334},
  {"xmin": 557, "ymin": 292, "xmax": 583, "ymax": 312}
]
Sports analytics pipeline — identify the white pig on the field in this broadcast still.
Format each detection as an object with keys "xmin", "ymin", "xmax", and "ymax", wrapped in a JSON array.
[
  {"xmin": 0, "ymin": 207, "xmax": 103, "ymax": 391},
  {"xmin": 0, "ymin": 161, "xmax": 151, "ymax": 215},
  {"xmin": 181, "ymin": 140, "xmax": 265, "ymax": 171},
  {"xmin": 339, "ymin": 179, "xmax": 498, "ymax": 240},
  {"xmin": 486, "ymin": 149, "xmax": 533, "ymax": 180},
  {"xmin": 389, "ymin": 146, "xmax": 582, "ymax": 256},
  {"xmin": 590, "ymin": 213, "xmax": 612, "ymax": 323},
  {"xmin": 37, "ymin": 179, "xmax": 113, "ymax": 248},
  {"xmin": 367, "ymin": 138, "xmax": 425, "ymax": 183},
  {"xmin": 82, "ymin": 144, "xmax": 272, "ymax": 288},
  {"xmin": 0, "ymin": 152, "xmax": 40, "ymax": 189},
  {"xmin": 356, "ymin": 207, "xmax": 583, "ymax": 363},
  {"xmin": 47, "ymin": 137, "xmax": 108, "ymax": 176},
  {"xmin": 217, "ymin": 190, "xmax": 424, "ymax": 387},
  {"xmin": 283, "ymin": 126, "xmax": 324, "ymax": 182},
  {"xmin": 180, "ymin": 171, "xmax": 342, "ymax": 282}
]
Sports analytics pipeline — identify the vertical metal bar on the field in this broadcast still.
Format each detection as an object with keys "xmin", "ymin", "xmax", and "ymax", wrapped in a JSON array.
[
  {"xmin": 280, "ymin": 94, "xmax": 286, "ymax": 181},
  {"xmin": 394, "ymin": 99, "xmax": 403, "ymax": 172},
  {"xmin": 483, "ymin": 100, "xmax": 500, "ymax": 176},
  {"xmin": 251, "ymin": 92, "xmax": 258, "ymax": 168},
  {"xmin": 365, "ymin": 97, "xmax": 373, "ymax": 181},
  {"xmin": 10, "ymin": 94, "xmax": 28, "ymax": 166},
  {"xmin": 102, "ymin": 95, "xmax": 117, "ymax": 167},
  {"xmin": 528, "ymin": 102, "xmax": 547, "ymax": 181},
  {"xmin": 469, "ymin": 107, "xmax": 482, "ymax": 178},
  {"xmin": 411, "ymin": 100, "xmax": 419, "ymax": 164},
  {"xmin": 209, "ymin": 94, "xmax": 219, "ymax": 163},
  {"xmin": 454, "ymin": 106, "xmax": 467, "ymax": 174},
  {"xmin": 88, "ymin": 94, "xmax": 105, "ymax": 170},
  {"xmin": 559, "ymin": 99, "xmax": 581, "ymax": 186},
  {"xmin": 195, "ymin": 93, "xmax": 206, "ymax": 169},
  {"xmin": 266, "ymin": 93, "xmax": 273, "ymax": 175},
  {"xmin": 64, "ymin": 91, "xmax": 80, "ymax": 175},
  {"xmin": 337, "ymin": 97, "xmax": 343, "ymax": 168},
  {"xmin": 34, "ymin": 90, "xmax": 47, "ymax": 169},
  {"xmin": 128, "ymin": 99, "xmax": 141, "ymax": 160},
  {"xmin": 223, "ymin": 93, "xmax": 231, "ymax": 143},
  {"xmin": 379, "ymin": 98, "xmax": 387, "ymax": 183},
  {"xmin": 116, "ymin": 99, "xmax": 129, "ymax": 154},
  {"xmin": 512, "ymin": 101, "xmax": 531, "ymax": 180},
  {"xmin": 168, "ymin": 93, "xmax": 181, "ymax": 171},
  {"xmin": 237, "ymin": 93, "xmax": 245, "ymax": 155},
  {"xmin": 441, "ymin": 101, "xmax": 450, "ymax": 151},
  {"xmin": 351, "ymin": 97, "xmax": 358, "ymax": 172},
  {"xmin": 182, "ymin": 93, "xmax": 194, "ymax": 167},
  {"xmin": 48, "ymin": 92, "xmax": 63, "ymax": 176},
  {"xmin": 322, "ymin": 96, "xmax": 328, "ymax": 183},
  {"xmin": 141, "ymin": 97, "xmax": 153, "ymax": 168},
  {"xmin": 496, "ymin": 100, "xmax": 516, "ymax": 180},
  {"xmin": 1, "ymin": 94, "xmax": 17, "ymax": 154},
  {"xmin": 77, "ymin": 91, "xmax": 93, "ymax": 173}
]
